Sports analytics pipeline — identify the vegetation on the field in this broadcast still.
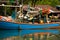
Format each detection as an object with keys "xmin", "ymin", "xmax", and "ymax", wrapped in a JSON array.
[
  {"xmin": 21, "ymin": 0, "xmax": 60, "ymax": 7},
  {"xmin": 0, "ymin": 0, "xmax": 60, "ymax": 16},
  {"xmin": 1, "ymin": 0, "xmax": 60, "ymax": 6}
]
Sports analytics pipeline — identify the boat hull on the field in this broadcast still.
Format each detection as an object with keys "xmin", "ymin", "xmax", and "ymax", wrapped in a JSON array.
[{"xmin": 0, "ymin": 21, "xmax": 60, "ymax": 29}]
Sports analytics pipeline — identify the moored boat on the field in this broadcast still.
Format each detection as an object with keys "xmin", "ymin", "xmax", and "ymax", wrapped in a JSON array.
[{"xmin": 0, "ymin": 5, "xmax": 60, "ymax": 30}]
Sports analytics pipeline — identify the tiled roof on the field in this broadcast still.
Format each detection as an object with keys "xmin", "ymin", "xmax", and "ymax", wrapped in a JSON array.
[
  {"xmin": 35, "ymin": 5, "xmax": 59, "ymax": 11},
  {"xmin": 23, "ymin": 5, "xmax": 59, "ymax": 11},
  {"xmin": 23, "ymin": 5, "xmax": 60, "ymax": 13}
]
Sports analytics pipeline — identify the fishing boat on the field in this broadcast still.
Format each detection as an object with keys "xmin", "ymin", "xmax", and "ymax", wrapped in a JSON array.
[{"xmin": 0, "ymin": 5, "xmax": 60, "ymax": 29}]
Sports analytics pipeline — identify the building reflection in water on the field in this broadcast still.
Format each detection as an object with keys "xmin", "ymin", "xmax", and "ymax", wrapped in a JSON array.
[{"xmin": 0, "ymin": 29, "xmax": 60, "ymax": 40}]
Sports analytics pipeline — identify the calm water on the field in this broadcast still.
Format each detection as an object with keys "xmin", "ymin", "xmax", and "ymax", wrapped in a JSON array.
[{"xmin": 0, "ymin": 29, "xmax": 60, "ymax": 40}]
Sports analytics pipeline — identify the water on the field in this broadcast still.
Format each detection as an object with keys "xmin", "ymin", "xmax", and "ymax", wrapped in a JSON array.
[{"xmin": 0, "ymin": 29, "xmax": 60, "ymax": 40}]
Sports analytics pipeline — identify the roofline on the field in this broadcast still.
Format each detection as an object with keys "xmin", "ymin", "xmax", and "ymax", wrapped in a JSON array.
[{"xmin": 0, "ymin": 5, "xmax": 21, "ymax": 7}]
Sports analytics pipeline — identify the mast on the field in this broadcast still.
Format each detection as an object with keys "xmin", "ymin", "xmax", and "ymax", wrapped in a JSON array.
[{"xmin": 21, "ymin": 0, "xmax": 23, "ymax": 14}]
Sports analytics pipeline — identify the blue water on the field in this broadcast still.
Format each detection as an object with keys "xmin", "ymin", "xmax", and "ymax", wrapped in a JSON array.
[{"xmin": 0, "ymin": 29, "xmax": 60, "ymax": 39}]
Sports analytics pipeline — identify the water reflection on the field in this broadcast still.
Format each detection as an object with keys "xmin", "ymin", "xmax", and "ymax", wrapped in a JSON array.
[
  {"xmin": 0, "ymin": 30, "xmax": 18, "ymax": 39},
  {"xmin": 0, "ymin": 29, "xmax": 60, "ymax": 40},
  {"xmin": 20, "ymin": 29, "xmax": 59, "ymax": 36}
]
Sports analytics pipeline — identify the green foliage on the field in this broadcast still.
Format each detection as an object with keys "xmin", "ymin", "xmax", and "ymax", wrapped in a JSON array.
[
  {"xmin": 1, "ymin": 0, "xmax": 60, "ymax": 16},
  {"xmin": 22, "ymin": 0, "xmax": 60, "ymax": 6},
  {"xmin": 6, "ymin": 7, "xmax": 12, "ymax": 16},
  {"xmin": 2, "ymin": 0, "xmax": 60, "ymax": 7}
]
